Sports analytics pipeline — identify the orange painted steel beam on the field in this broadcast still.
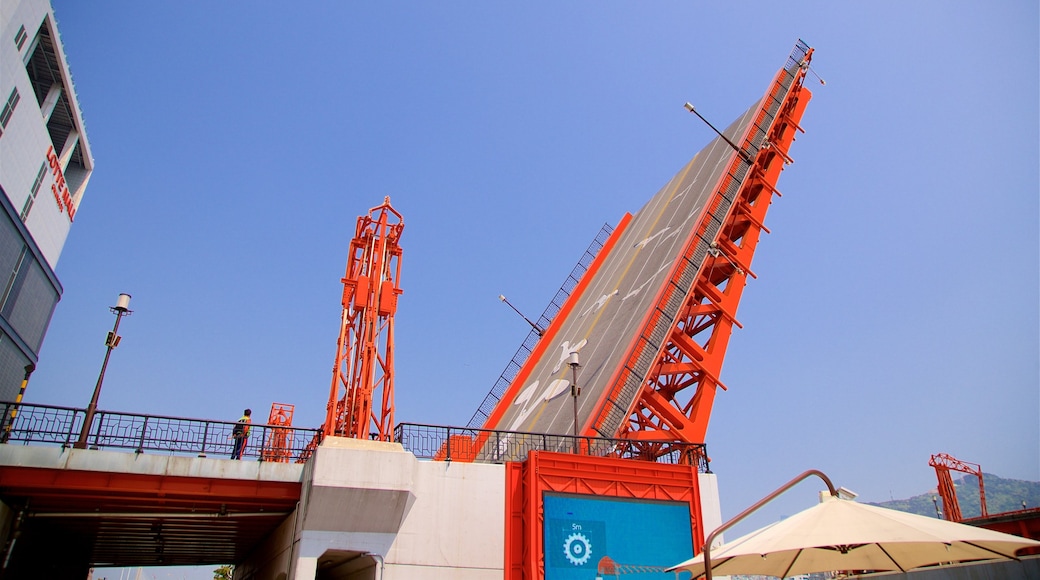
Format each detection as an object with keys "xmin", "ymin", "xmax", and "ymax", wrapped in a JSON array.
[
  {"xmin": 588, "ymin": 46, "xmax": 815, "ymax": 457},
  {"xmin": 0, "ymin": 466, "xmax": 301, "ymax": 513},
  {"xmin": 929, "ymin": 452, "xmax": 988, "ymax": 522},
  {"xmin": 323, "ymin": 197, "xmax": 404, "ymax": 441}
]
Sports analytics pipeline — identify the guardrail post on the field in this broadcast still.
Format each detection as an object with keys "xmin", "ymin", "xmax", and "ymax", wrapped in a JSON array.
[
  {"xmin": 63, "ymin": 409, "xmax": 79, "ymax": 449},
  {"xmin": 136, "ymin": 416, "xmax": 149, "ymax": 454},
  {"xmin": 0, "ymin": 402, "xmax": 12, "ymax": 443},
  {"xmin": 199, "ymin": 422, "xmax": 209, "ymax": 458},
  {"xmin": 89, "ymin": 410, "xmax": 106, "ymax": 450},
  {"xmin": 445, "ymin": 427, "xmax": 452, "ymax": 462}
]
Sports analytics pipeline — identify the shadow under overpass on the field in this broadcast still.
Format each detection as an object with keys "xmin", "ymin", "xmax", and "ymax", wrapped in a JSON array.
[{"xmin": 0, "ymin": 445, "xmax": 303, "ymax": 576}]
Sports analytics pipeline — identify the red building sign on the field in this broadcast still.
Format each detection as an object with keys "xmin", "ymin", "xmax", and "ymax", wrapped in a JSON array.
[{"xmin": 46, "ymin": 145, "xmax": 75, "ymax": 222}]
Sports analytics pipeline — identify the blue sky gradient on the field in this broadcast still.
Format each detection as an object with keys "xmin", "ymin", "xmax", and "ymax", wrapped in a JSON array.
[{"xmin": 30, "ymin": 2, "xmax": 1039, "ymax": 575}]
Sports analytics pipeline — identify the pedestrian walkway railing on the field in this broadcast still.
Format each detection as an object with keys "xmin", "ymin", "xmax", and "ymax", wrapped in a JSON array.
[
  {"xmin": 0, "ymin": 401, "xmax": 321, "ymax": 463},
  {"xmin": 0, "ymin": 402, "xmax": 708, "ymax": 471},
  {"xmin": 394, "ymin": 423, "xmax": 710, "ymax": 472}
]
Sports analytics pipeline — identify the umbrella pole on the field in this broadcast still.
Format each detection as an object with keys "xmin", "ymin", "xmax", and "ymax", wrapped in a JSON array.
[{"xmin": 701, "ymin": 469, "xmax": 837, "ymax": 580}]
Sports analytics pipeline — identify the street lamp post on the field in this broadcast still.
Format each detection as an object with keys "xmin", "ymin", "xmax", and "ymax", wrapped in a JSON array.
[
  {"xmin": 568, "ymin": 351, "xmax": 581, "ymax": 453},
  {"xmin": 75, "ymin": 293, "xmax": 132, "ymax": 449}
]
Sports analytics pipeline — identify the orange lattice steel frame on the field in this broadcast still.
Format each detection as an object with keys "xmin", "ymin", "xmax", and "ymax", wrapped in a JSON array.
[
  {"xmin": 505, "ymin": 451, "xmax": 703, "ymax": 580},
  {"xmin": 589, "ymin": 46, "xmax": 815, "ymax": 458},
  {"xmin": 323, "ymin": 197, "xmax": 404, "ymax": 441},
  {"xmin": 261, "ymin": 402, "xmax": 295, "ymax": 463},
  {"xmin": 929, "ymin": 452, "xmax": 988, "ymax": 522}
]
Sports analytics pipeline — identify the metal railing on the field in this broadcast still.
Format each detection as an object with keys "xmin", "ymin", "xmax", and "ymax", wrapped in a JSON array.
[
  {"xmin": 0, "ymin": 401, "xmax": 707, "ymax": 471},
  {"xmin": 395, "ymin": 423, "xmax": 710, "ymax": 472},
  {"xmin": 0, "ymin": 401, "xmax": 321, "ymax": 463}
]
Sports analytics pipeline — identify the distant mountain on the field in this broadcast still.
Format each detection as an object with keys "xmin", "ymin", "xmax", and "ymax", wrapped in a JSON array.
[{"xmin": 868, "ymin": 473, "xmax": 1040, "ymax": 519}]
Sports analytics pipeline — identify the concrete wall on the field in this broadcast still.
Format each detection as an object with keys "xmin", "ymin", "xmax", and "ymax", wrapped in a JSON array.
[
  {"xmin": 381, "ymin": 458, "xmax": 504, "ymax": 579},
  {"xmin": 698, "ymin": 472, "xmax": 724, "ymax": 548},
  {"xmin": 237, "ymin": 437, "xmax": 505, "ymax": 580},
  {"xmin": 0, "ymin": 444, "xmax": 303, "ymax": 482}
]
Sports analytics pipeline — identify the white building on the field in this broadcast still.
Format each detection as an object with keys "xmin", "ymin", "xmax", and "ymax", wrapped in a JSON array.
[{"xmin": 0, "ymin": 0, "xmax": 92, "ymax": 399}]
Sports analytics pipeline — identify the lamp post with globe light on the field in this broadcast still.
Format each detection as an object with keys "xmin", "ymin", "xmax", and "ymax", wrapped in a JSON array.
[{"xmin": 75, "ymin": 293, "xmax": 132, "ymax": 449}]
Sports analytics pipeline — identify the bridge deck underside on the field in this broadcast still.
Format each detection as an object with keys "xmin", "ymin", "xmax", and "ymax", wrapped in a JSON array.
[{"xmin": 0, "ymin": 465, "xmax": 300, "ymax": 568}]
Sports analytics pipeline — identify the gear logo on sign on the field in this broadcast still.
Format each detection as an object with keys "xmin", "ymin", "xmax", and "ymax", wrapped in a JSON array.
[{"xmin": 563, "ymin": 532, "xmax": 592, "ymax": 566}]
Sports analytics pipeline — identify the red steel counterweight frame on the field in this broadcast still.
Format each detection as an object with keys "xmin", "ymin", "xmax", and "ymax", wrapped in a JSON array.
[
  {"xmin": 596, "ymin": 46, "xmax": 815, "ymax": 460},
  {"xmin": 929, "ymin": 452, "xmax": 988, "ymax": 522},
  {"xmin": 323, "ymin": 197, "xmax": 404, "ymax": 441}
]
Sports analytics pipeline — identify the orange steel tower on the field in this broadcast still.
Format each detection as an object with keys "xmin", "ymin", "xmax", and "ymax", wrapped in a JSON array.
[
  {"xmin": 930, "ymin": 453, "xmax": 988, "ymax": 522},
  {"xmin": 323, "ymin": 197, "xmax": 404, "ymax": 441}
]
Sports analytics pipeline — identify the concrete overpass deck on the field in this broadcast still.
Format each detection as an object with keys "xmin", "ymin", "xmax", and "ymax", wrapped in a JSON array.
[{"xmin": 0, "ymin": 445, "xmax": 304, "ymax": 569}]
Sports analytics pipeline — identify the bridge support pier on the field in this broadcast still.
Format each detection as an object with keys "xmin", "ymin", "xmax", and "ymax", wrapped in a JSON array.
[{"xmin": 236, "ymin": 436, "xmax": 504, "ymax": 580}]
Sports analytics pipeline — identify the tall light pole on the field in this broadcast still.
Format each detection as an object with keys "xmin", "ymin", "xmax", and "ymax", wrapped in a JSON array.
[
  {"xmin": 683, "ymin": 102, "xmax": 753, "ymax": 164},
  {"xmin": 568, "ymin": 351, "xmax": 581, "ymax": 453},
  {"xmin": 75, "ymin": 293, "xmax": 132, "ymax": 449},
  {"xmin": 498, "ymin": 294, "xmax": 545, "ymax": 336}
]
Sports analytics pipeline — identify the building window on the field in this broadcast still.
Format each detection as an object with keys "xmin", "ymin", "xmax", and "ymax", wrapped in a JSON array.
[
  {"xmin": 20, "ymin": 163, "xmax": 47, "ymax": 222},
  {"xmin": 0, "ymin": 246, "xmax": 27, "ymax": 313},
  {"xmin": 0, "ymin": 87, "xmax": 20, "ymax": 137},
  {"xmin": 14, "ymin": 26, "xmax": 28, "ymax": 50}
]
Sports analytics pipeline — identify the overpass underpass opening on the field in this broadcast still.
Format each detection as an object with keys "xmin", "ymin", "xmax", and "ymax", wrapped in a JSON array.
[{"xmin": 0, "ymin": 449, "xmax": 303, "ymax": 575}]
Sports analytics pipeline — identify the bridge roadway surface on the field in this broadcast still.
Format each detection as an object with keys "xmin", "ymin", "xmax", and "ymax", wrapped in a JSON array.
[
  {"xmin": 0, "ymin": 444, "xmax": 303, "ymax": 571},
  {"xmin": 487, "ymin": 98, "xmax": 764, "ymax": 442}
]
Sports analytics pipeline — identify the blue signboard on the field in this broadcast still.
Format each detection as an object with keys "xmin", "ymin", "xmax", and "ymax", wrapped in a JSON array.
[{"xmin": 543, "ymin": 493, "xmax": 693, "ymax": 579}]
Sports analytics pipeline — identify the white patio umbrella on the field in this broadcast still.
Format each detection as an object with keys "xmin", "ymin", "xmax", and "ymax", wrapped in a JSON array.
[{"xmin": 669, "ymin": 494, "xmax": 1040, "ymax": 579}]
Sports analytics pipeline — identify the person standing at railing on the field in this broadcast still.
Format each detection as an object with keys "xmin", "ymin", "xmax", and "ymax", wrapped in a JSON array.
[{"xmin": 230, "ymin": 408, "xmax": 252, "ymax": 460}]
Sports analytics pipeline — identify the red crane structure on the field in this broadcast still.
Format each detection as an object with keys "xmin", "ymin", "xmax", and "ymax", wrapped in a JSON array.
[
  {"xmin": 322, "ymin": 197, "xmax": 404, "ymax": 441},
  {"xmin": 929, "ymin": 452, "xmax": 988, "ymax": 522}
]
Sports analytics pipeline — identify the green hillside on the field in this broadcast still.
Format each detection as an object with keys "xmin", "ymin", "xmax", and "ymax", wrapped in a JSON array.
[{"xmin": 869, "ymin": 474, "xmax": 1040, "ymax": 519}]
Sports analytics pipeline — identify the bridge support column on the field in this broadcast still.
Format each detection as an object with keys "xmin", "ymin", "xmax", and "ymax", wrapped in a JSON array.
[
  {"xmin": 293, "ymin": 556, "xmax": 317, "ymax": 580},
  {"xmin": 239, "ymin": 435, "xmax": 504, "ymax": 579}
]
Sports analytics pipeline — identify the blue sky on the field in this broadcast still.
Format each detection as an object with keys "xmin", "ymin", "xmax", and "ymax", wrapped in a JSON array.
[{"xmin": 32, "ymin": 1, "xmax": 1038, "ymax": 575}]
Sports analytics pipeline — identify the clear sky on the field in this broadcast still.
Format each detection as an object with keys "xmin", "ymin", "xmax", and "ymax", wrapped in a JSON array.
[{"xmin": 32, "ymin": 1, "xmax": 1039, "ymax": 576}]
